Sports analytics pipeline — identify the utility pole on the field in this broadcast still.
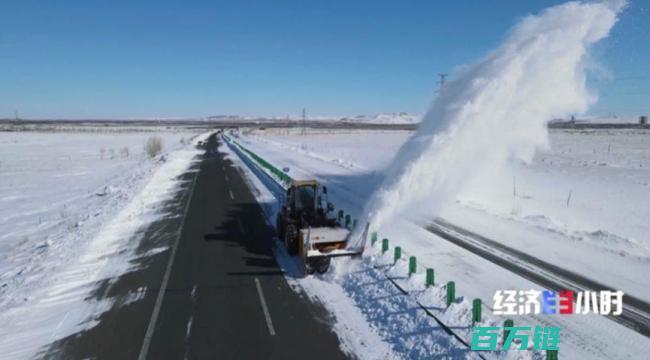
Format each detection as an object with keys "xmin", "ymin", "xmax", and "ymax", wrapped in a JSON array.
[
  {"xmin": 301, "ymin": 108, "xmax": 306, "ymax": 135},
  {"xmin": 437, "ymin": 73, "xmax": 448, "ymax": 91}
]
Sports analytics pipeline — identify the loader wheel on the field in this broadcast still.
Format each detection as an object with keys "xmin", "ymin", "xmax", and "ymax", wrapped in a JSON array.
[
  {"xmin": 316, "ymin": 258, "xmax": 331, "ymax": 274},
  {"xmin": 275, "ymin": 215, "xmax": 283, "ymax": 238},
  {"xmin": 284, "ymin": 224, "xmax": 298, "ymax": 255},
  {"xmin": 305, "ymin": 259, "xmax": 316, "ymax": 275}
]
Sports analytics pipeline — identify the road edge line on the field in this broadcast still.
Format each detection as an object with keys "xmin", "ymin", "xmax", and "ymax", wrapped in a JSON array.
[{"xmin": 137, "ymin": 161, "xmax": 201, "ymax": 360}]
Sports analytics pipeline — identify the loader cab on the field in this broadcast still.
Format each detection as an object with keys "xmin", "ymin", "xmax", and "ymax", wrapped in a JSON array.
[
  {"xmin": 287, "ymin": 181, "xmax": 317, "ymax": 224},
  {"xmin": 285, "ymin": 180, "xmax": 331, "ymax": 227}
]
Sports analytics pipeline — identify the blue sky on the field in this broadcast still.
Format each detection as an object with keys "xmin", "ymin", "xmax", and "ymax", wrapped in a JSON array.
[{"xmin": 0, "ymin": 0, "xmax": 648, "ymax": 119}]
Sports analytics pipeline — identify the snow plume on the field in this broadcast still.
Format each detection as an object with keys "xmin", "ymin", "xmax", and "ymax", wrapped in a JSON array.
[{"xmin": 364, "ymin": 1, "xmax": 625, "ymax": 231}]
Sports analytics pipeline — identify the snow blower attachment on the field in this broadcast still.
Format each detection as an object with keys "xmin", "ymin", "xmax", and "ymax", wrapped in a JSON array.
[{"xmin": 276, "ymin": 180, "xmax": 369, "ymax": 274}]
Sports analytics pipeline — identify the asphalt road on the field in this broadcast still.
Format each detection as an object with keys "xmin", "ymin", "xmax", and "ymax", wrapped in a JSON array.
[{"xmin": 47, "ymin": 134, "xmax": 347, "ymax": 359}]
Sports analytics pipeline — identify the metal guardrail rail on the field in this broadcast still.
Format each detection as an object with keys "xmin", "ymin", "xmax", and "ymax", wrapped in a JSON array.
[{"xmin": 223, "ymin": 134, "xmax": 293, "ymax": 188}]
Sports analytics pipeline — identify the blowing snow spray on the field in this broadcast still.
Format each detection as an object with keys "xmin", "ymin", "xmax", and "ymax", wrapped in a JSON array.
[{"xmin": 359, "ymin": 0, "xmax": 625, "ymax": 233}]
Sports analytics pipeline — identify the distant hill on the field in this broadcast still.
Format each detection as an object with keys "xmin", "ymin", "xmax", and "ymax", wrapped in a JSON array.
[
  {"xmin": 339, "ymin": 113, "xmax": 421, "ymax": 124},
  {"xmin": 206, "ymin": 112, "xmax": 422, "ymax": 124}
]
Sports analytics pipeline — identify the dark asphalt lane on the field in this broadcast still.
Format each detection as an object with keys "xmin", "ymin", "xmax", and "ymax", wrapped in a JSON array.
[{"xmin": 47, "ymin": 134, "xmax": 347, "ymax": 360}]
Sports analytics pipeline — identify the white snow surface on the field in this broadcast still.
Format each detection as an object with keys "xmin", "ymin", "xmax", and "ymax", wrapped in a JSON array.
[
  {"xmin": 227, "ymin": 126, "xmax": 650, "ymax": 359},
  {"xmin": 0, "ymin": 130, "xmax": 209, "ymax": 359}
]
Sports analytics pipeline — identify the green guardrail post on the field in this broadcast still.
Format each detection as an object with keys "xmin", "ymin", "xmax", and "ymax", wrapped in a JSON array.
[
  {"xmin": 472, "ymin": 299, "xmax": 482, "ymax": 325},
  {"xmin": 426, "ymin": 268, "xmax": 434, "ymax": 287},
  {"xmin": 338, "ymin": 210, "xmax": 344, "ymax": 222},
  {"xmin": 408, "ymin": 256, "xmax": 417, "ymax": 276},
  {"xmin": 394, "ymin": 246, "xmax": 401, "ymax": 264},
  {"xmin": 446, "ymin": 281, "xmax": 455, "ymax": 307},
  {"xmin": 371, "ymin": 232, "xmax": 378, "ymax": 246},
  {"xmin": 382, "ymin": 238, "xmax": 389, "ymax": 254},
  {"xmin": 546, "ymin": 349, "xmax": 558, "ymax": 360},
  {"xmin": 503, "ymin": 319, "xmax": 514, "ymax": 345},
  {"xmin": 345, "ymin": 214, "xmax": 351, "ymax": 228}
]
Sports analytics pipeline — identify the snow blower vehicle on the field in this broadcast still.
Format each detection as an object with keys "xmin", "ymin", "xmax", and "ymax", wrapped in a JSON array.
[{"xmin": 276, "ymin": 180, "xmax": 369, "ymax": 274}]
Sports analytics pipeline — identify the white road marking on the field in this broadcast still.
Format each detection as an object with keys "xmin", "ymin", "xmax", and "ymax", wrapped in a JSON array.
[
  {"xmin": 183, "ymin": 314, "xmax": 194, "ymax": 360},
  {"xmin": 228, "ymin": 189, "xmax": 234, "ymax": 200},
  {"xmin": 138, "ymin": 167, "xmax": 200, "ymax": 360},
  {"xmin": 48, "ymin": 310, "xmax": 70, "ymax": 342},
  {"xmin": 183, "ymin": 285, "xmax": 198, "ymax": 359},
  {"xmin": 50, "ymin": 276, "xmax": 115, "ymax": 342},
  {"xmin": 101, "ymin": 281, "xmax": 114, "ymax": 299},
  {"xmin": 254, "ymin": 277, "xmax": 276, "ymax": 336},
  {"xmin": 185, "ymin": 315, "xmax": 194, "ymax": 339}
]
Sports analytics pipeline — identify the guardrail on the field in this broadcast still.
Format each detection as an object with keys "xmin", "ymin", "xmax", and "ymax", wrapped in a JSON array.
[
  {"xmin": 363, "ymin": 228, "xmax": 554, "ymax": 359},
  {"xmin": 223, "ymin": 134, "xmax": 293, "ymax": 188}
]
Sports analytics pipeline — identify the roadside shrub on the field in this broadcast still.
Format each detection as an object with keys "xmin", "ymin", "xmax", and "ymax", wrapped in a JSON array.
[
  {"xmin": 145, "ymin": 136, "xmax": 163, "ymax": 158},
  {"xmin": 120, "ymin": 146, "xmax": 130, "ymax": 159}
]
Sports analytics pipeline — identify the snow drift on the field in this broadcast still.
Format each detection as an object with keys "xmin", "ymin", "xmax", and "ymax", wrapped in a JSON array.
[{"xmin": 364, "ymin": 0, "xmax": 625, "ymax": 230}]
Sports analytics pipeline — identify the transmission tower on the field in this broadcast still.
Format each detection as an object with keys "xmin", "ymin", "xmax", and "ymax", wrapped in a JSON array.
[{"xmin": 437, "ymin": 73, "xmax": 448, "ymax": 91}]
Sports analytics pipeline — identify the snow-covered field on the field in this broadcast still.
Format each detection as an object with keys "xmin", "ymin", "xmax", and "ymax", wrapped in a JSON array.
[
  {"xmin": 451, "ymin": 129, "xmax": 650, "ymax": 300},
  {"xmin": 225, "ymin": 127, "xmax": 650, "ymax": 359},
  {"xmin": 0, "ymin": 129, "xmax": 207, "ymax": 358}
]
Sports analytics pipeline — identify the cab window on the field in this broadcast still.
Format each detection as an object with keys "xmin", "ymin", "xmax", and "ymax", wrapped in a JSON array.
[{"xmin": 295, "ymin": 186, "xmax": 315, "ymax": 213}]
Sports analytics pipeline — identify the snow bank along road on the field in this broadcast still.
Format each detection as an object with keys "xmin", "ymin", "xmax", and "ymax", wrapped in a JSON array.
[{"xmin": 46, "ymin": 134, "xmax": 346, "ymax": 359}]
